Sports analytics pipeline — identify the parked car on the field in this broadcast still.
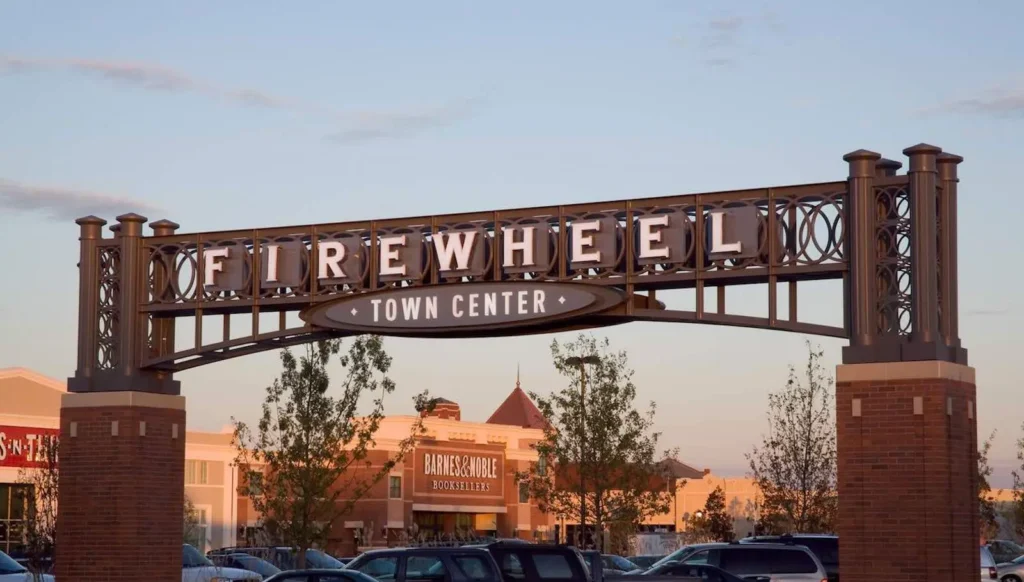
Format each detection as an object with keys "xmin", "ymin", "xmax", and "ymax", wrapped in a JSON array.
[
  {"xmin": 643, "ymin": 544, "xmax": 726, "ymax": 573},
  {"xmin": 0, "ymin": 550, "xmax": 54, "ymax": 582},
  {"xmin": 480, "ymin": 542, "xmax": 592, "ymax": 582},
  {"xmin": 645, "ymin": 543, "xmax": 827, "ymax": 582},
  {"xmin": 580, "ymin": 551, "xmax": 640, "ymax": 576},
  {"xmin": 345, "ymin": 547, "xmax": 502, "ymax": 582},
  {"xmin": 997, "ymin": 554, "xmax": 1024, "ymax": 582},
  {"xmin": 640, "ymin": 562, "xmax": 747, "ymax": 582},
  {"xmin": 990, "ymin": 540, "xmax": 1024, "ymax": 565},
  {"xmin": 184, "ymin": 544, "xmax": 262, "ymax": 582},
  {"xmin": 625, "ymin": 556, "xmax": 664, "ymax": 571},
  {"xmin": 210, "ymin": 552, "xmax": 283, "ymax": 579},
  {"xmin": 210, "ymin": 547, "xmax": 346, "ymax": 571},
  {"xmin": 982, "ymin": 546, "xmax": 998, "ymax": 581},
  {"xmin": 264, "ymin": 569, "xmax": 381, "ymax": 582},
  {"xmin": 740, "ymin": 534, "xmax": 838, "ymax": 582}
]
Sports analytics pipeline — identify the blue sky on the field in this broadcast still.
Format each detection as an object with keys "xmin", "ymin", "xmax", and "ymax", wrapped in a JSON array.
[{"xmin": 2, "ymin": 0, "xmax": 1023, "ymax": 484}]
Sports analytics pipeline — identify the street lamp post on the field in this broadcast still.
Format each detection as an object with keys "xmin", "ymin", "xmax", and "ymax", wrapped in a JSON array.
[{"xmin": 565, "ymin": 354, "xmax": 600, "ymax": 549}]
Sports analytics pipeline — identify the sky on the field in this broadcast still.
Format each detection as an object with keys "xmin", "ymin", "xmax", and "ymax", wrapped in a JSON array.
[{"xmin": 1, "ymin": 0, "xmax": 1023, "ymax": 485}]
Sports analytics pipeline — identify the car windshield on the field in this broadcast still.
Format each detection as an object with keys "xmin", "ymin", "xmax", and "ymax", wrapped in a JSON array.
[
  {"xmin": 650, "ymin": 546, "xmax": 699, "ymax": 570},
  {"xmin": 183, "ymin": 544, "xmax": 214, "ymax": 568},
  {"xmin": 0, "ymin": 551, "xmax": 27, "ymax": 575},
  {"xmin": 306, "ymin": 549, "xmax": 345, "ymax": 568},
  {"xmin": 234, "ymin": 554, "xmax": 282, "ymax": 575},
  {"xmin": 609, "ymin": 556, "xmax": 638, "ymax": 571}
]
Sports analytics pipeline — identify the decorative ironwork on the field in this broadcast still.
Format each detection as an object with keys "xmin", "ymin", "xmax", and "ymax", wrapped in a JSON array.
[
  {"xmin": 69, "ymin": 143, "xmax": 967, "ymax": 390},
  {"xmin": 875, "ymin": 183, "xmax": 912, "ymax": 335},
  {"xmin": 96, "ymin": 244, "xmax": 120, "ymax": 370}
]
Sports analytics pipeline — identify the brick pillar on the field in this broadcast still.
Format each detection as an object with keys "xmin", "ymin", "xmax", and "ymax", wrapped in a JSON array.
[
  {"xmin": 55, "ymin": 391, "xmax": 186, "ymax": 582},
  {"xmin": 836, "ymin": 361, "xmax": 978, "ymax": 582}
]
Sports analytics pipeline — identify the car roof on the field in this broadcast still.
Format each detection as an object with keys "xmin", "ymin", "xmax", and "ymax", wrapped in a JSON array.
[
  {"xmin": 742, "ymin": 534, "xmax": 837, "ymax": 540},
  {"xmin": 356, "ymin": 547, "xmax": 491, "ymax": 555}
]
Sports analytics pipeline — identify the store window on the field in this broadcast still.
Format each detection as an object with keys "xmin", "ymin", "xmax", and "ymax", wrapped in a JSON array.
[
  {"xmin": 246, "ymin": 470, "xmax": 263, "ymax": 495},
  {"xmin": 0, "ymin": 484, "xmax": 32, "ymax": 554},
  {"xmin": 185, "ymin": 460, "xmax": 208, "ymax": 485},
  {"xmin": 389, "ymin": 476, "xmax": 402, "ymax": 499},
  {"xmin": 184, "ymin": 505, "xmax": 210, "ymax": 553},
  {"xmin": 455, "ymin": 513, "xmax": 473, "ymax": 530}
]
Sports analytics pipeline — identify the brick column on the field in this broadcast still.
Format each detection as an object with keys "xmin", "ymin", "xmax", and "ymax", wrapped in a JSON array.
[
  {"xmin": 55, "ymin": 392, "xmax": 186, "ymax": 582},
  {"xmin": 836, "ymin": 361, "xmax": 978, "ymax": 582}
]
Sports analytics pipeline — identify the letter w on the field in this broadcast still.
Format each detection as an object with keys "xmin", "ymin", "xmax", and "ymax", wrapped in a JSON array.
[
  {"xmin": 434, "ymin": 231, "xmax": 477, "ymax": 272},
  {"xmin": 401, "ymin": 297, "xmax": 422, "ymax": 319}
]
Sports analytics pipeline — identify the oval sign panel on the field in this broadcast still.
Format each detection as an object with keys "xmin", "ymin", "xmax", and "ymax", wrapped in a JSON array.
[{"xmin": 300, "ymin": 281, "xmax": 626, "ymax": 335}]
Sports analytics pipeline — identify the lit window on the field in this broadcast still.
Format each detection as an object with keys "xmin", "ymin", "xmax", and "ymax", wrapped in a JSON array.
[
  {"xmin": 247, "ymin": 471, "xmax": 263, "ymax": 495},
  {"xmin": 389, "ymin": 476, "xmax": 402, "ymax": 499},
  {"xmin": 185, "ymin": 460, "xmax": 209, "ymax": 485}
]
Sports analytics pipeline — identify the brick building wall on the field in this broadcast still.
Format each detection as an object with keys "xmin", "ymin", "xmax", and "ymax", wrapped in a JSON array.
[
  {"xmin": 55, "ymin": 393, "xmax": 186, "ymax": 582},
  {"xmin": 836, "ymin": 362, "xmax": 978, "ymax": 582}
]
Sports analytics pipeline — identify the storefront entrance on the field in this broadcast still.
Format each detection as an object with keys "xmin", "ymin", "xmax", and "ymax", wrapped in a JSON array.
[
  {"xmin": 0, "ymin": 484, "xmax": 31, "ymax": 555},
  {"xmin": 412, "ymin": 511, "xmax": 498, "ymax": 540}
]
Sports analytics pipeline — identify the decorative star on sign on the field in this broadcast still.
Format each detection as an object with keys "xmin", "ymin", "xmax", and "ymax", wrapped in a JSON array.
[
  {"xmin": 350, "ymin": 307, "xmax": 358, "ymax": 316},
  {"xmin": 558, "ymin": 296, "xmax": 566, "ymax": 304}
]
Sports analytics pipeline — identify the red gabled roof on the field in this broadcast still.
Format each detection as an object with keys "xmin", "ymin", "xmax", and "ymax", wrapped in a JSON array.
[{"xmin": 486, "ymin": 383, "xmax": 549, "ymax": 430}]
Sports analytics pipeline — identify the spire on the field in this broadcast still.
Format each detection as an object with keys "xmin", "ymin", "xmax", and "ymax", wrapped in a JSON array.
[{"xmin": 516, "ymin": 363, "xmax": 520, "ymax": 389}]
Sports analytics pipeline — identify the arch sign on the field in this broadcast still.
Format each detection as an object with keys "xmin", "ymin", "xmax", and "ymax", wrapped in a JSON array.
[
  {"xmin": 62, "ymin": 143, "xmax": 977, "ymax": 582},
  {"xmin": 67, "ymin": 143, "xmax": 966, "ymax": 392}
]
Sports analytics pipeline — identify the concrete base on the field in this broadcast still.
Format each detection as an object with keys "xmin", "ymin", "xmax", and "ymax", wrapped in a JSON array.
[
  {"xmin": 836, "ymin": 361, "xmax": 978, "ymax": 582},
  {"xmin": 55, "ymin": 391, "xmax": 186, "ymax": 582}
]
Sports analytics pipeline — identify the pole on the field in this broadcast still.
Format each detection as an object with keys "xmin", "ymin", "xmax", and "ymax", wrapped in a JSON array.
[{"xmin": 579, "ymin": 360, "xmax": 587, "ymax": 549}]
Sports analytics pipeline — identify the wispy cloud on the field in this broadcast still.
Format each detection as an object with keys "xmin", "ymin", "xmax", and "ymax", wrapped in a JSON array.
[
  {"xmin": 925, "ymin": 81, "xmax": 1024, "ymax": 117},
  {"xmin": 684, "ymin": 11, "xmax": 784, "ymax": 67},
  {"xmin": 966, "ymin": 308, "xmax": 1011, "ymax": 317},
  {"xmin": 327, "ymin": 97, "xmax": 485, "ymax": 144},
  {"xmin": 0, "ymin": 178, "xmax": 162, "ymax": 221},
  {"xmin": 0, "ymin": 55, "xmax": 290, "ymax": 109},
  {"xmin": 0, "ymin": 54, "xmax": 481, "ymax": 141}
]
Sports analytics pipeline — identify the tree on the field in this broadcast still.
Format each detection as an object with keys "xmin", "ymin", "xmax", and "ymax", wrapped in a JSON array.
[
  {"xmin": 183, "ymin": 494, "xmax": 202, "ymax": 547},
  {"xmin": 979, "ymin": 430, "xmax": 999, "ymax": 540},
  {"xmin": 15, "ymin": 434, "xmax": 59, "ymax": 581},
  {"xmin": 747, "ymin": 340, "xmax": 837, "ymax": 534},
  {"xmin": 1013, "ymin": 423, "xmax": 1024, "ymax": 540},
  {"xmin": 233, "ymin": 337, "xmax": 429, "ymax": 567},
  {"xmin": 689, "ymin": 486, "xmax": 735, "ymax": 542},
  {"xmin": 517, "ymin": 334, "xmax": 673, "ymax": 551}
]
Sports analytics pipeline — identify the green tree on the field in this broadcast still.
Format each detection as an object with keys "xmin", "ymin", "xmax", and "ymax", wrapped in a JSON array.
[
  {"xmin": 747, "ymin": 341, "xmax": 837, "ymax": 534},
  {"xmin": 233, "ymin": 337, "xmax": 428, "ymax": 567},
  {"xmin": 15, "ymin": 435, "xmax": 59, "ymax": 581},
  {"xmin": 183, "ymin": 494, "xmax": 202, "ymax": 547},
  {"xmin": 689, "ymin": 486, "xmax": 735, "ymax": 542},
  {"xmin": 979, "ymin": 430, "xmax": 999, "ymax": 540},
  {"xmin": 1013, "ymin": 423, "xmax": 1024, "ymax": 540},
  {"xmin": 516, "ymin": 334, "xmax": 673, "ymax": 551}
]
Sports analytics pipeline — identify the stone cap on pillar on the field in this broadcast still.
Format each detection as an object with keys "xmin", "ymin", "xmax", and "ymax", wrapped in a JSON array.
[
  {"xmin": 843, "ymin": 149, "xmax": 881, "ymax": 178},
  {"xmin": 875, "ymin": 158, "xmax": 903, "ymax": 178},
  {"xmin": 149, "ymin": 219, "xmax": 181, "ymax": 236},
  {"xmin": 115, "ymin": 212, "xmax": 149, "ymax": 237},
  {"xmin": 936, "ymin": 152, "xmax": 964, "ymax": 182},
  {"xmin": 75, "ymin": 216, "xmax": 107, "ymax": 239},
  {"xmin": 903, "ymin": 143, "xmax": 942, "ymax": 173}
]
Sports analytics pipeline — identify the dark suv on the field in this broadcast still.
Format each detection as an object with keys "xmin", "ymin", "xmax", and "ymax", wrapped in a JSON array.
[
  {"xmin": 344, "ymin": 547, "xmax": 502, "ymax": 582},
  {"xmin": 209, "ymin": 546, "xmax": 346, "ymax": 571},
  {"xmin": 740, "ymin": 534, "xmax": 838, "ymax": 582}
]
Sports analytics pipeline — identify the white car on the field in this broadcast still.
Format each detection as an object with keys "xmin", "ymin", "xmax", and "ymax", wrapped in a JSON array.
[
  {"xmin": 0, "ymin": 551, "xmax": 53, "ymax": 582},
  {"xmin": 997, "ymin": 553, "xmax": 1024, "ymax": 582},
  {"xmin": 183, "ymin": 544, "xmax": 262, "ymax": 582}
]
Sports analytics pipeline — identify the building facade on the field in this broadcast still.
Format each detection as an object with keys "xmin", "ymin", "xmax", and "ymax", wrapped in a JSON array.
[{"xmin": 1, "ymin": 367, "xmax": 758, "ymax": 558}]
